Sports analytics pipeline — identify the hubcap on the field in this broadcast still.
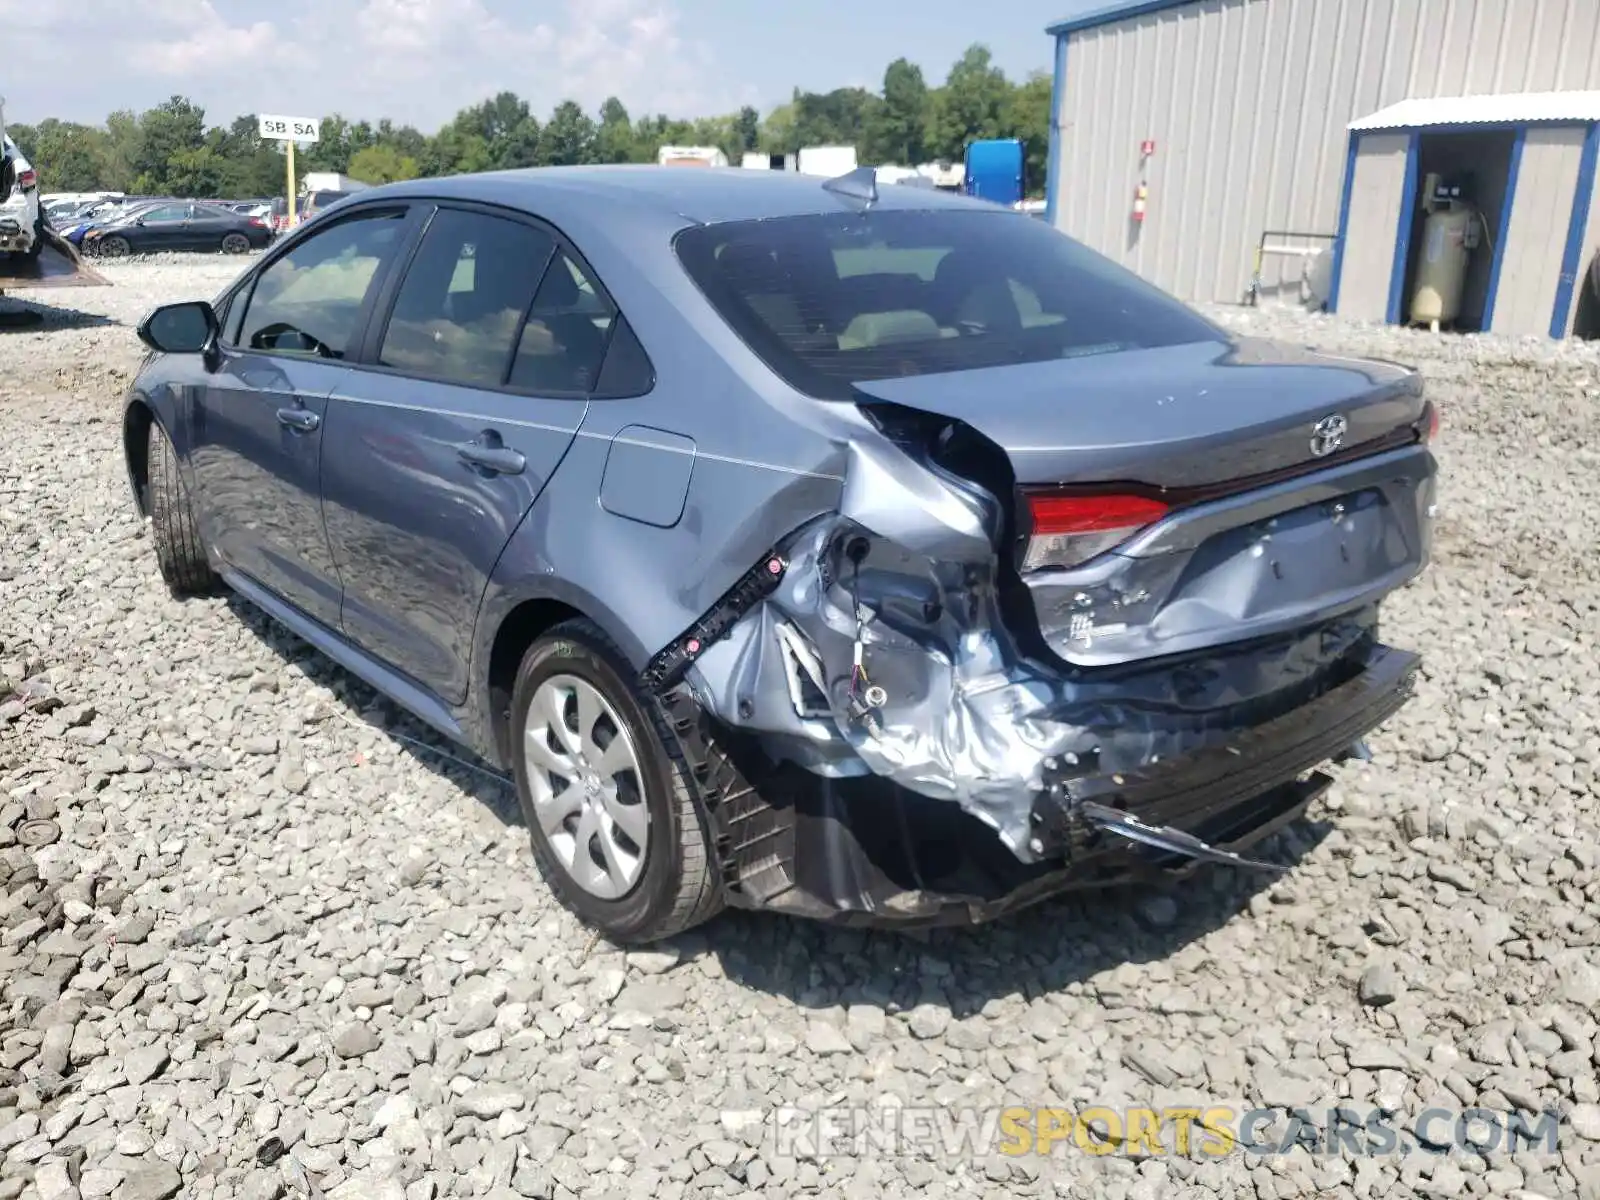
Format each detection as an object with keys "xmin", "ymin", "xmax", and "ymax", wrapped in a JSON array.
[{"xmin": 522, "ymin": 674, "xmax": 649, "ymax": 900}]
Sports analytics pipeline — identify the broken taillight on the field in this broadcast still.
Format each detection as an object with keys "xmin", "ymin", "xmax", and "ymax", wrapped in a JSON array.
[
  {"xmin": 1021, "ymin": 492, "xmax": 1169, "ymax": 572},
  {"xmin": 17, "ymin": 169, "xmax": 36, "ymax": 190}
]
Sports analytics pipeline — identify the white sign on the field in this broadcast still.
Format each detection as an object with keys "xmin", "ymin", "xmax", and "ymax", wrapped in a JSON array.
[{"xmin": 258, "ymin": 114, "xmax": 320, "ymax": 143}]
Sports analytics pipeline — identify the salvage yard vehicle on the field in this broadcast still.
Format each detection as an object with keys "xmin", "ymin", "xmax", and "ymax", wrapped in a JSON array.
[
  {"xmin": 83, "ymin": 200, "xmax": 272, "ymax": 257},
  {"xmin": 121, "ymin": 166, "xmax": 1438, "ymax": 942},
  {"xmin": 0, "ymin": 134, "xmax": 44, "ymax": 261}
]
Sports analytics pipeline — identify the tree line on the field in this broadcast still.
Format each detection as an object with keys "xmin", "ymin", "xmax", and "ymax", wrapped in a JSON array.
[{"xmin": 6, "ymin": 45, "xmax": 1050, "ymax": 201}]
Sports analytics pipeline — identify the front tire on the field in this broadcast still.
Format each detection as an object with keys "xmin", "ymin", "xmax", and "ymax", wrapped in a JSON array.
[
  {"xmin": 510, "ymin": 619, "xmax": 723, "ymax": 943},
  {"xmin": 146, "ymin": 420, "xmax": 217, "ymax": 596},
  {"xmin": 98, "ymin": 234, "xmax": 131, "ymax": 258}
]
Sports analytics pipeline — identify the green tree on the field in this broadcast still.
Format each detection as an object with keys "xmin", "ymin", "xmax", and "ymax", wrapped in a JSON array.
[
  {"xmin": 1008, "ymin": 71, "xmax": 1053, "ymax": 197},
  {"xmin": 99, "ymin": 110, "xmax": 143, "ymax": 191},
  {"xmin": 595, "ymin": 98, "xmax": 637, "ymax": 163},
  {"xmin": 376, "ymin": 119, "xmax": 429, "ymax": 161},
  {"xmin": 18, "ymin": 119, "xmax": 109, "ymax": 192},
  {"xmin": 792, "ymin": 86, "xmax": 878, "ymax": 147},
  {"xmin": 349, "ymin": 143, "xmax": 420, "ymax": 185},
  {"xmin": 537, "ymin": 101, "xmax": 597, "ymax": 166},
  {"xmin": 759, "ymin": 103, "xmax": 797, "ymax": 155},
  {"xmin": 452, "ymin": 92, "xmax": 539, "ymax": 169},
  {"xmin": 132, "ymin": 96, "xmax": 206, "ymax": 192},
  {"xmin": 733, "ymin": 106, "xmax": 761, "ymax": 155},
  {"xmin": 165, "ymin": 145, "xmax": 228, "ymax": 198},
  {"xmin": 421, "ymin": 128, "xmax": 493, "ymax": 176},
  {"xmin": 862, "ymin": 58, "xmax": 928, "ymax": 166},
  {"xmin": 301, "ymin": 114, "xmax": 354, "ymax": 173},
  {"xmin": 928, "ymin": 44, "xmax": 1011, "ymax": 160}
]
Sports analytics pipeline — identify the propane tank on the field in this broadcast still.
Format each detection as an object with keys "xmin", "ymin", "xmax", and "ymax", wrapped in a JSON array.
[{"xmin": 1410, "ymin": 205, "xmax": 1477, "ymax": 331}]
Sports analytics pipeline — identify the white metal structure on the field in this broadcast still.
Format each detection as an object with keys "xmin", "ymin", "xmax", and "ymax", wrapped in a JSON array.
[
  {"xmin": 1046, "ymin": 0, "xmax": 1600, "ymax": 308},
  {"xmin": 1351, "ymin": 91, "xmax": 1600, "ymax": 132},
  {"xmin": 657, "ymin": 146, "xmax": 729, "ymax": 168},
  {"xmin": 795, "ymin": 146, "xmax": 857, "ymax": 177}
]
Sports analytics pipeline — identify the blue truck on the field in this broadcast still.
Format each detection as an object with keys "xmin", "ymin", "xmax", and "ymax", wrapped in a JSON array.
[{"xmin": 963, "ymin": 138, "xmax": 1024, "ymax": 207}]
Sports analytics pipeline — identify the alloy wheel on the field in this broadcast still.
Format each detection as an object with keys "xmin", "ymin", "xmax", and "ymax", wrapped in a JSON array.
[{"xmin": 522, "ymin": 673, "xmax": 650, "ymax": 900}]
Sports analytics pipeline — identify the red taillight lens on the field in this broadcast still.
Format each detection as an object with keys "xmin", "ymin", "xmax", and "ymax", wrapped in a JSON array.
[
  {"xmin": 249, "ymin": 217, "xmax": 267, "ymax": 227},
  {"xmin": 1022, "ymin": 492, "xmax": 1169, "ymax": 571},
  {"xmin": 17, "ymin": 169, "xmax": 36, "ymax": 190},
  {"xmin": 1423, "ymin": 402, "xmax": 1440, "ymax": 443}
]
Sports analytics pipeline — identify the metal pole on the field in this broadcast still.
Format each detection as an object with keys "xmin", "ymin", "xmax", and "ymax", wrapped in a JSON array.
[{"xmin": 286, "ymin": 139, "xmax": 297, "ymax": 227}]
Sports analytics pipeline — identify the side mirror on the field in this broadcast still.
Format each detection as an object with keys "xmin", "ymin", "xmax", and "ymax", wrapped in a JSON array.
[{"xmin": 137, "ymin": 301, "xmax": 219, "ymax": 355}]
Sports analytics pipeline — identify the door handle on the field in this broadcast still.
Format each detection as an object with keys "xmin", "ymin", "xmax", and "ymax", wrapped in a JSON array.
[
  {"xmin": 276, "ymin": 405, "xmax": 320, "ymax": 432},
  {"xmin": 456, "ymin": 437, "xmax": 525, "ymax": 475}
]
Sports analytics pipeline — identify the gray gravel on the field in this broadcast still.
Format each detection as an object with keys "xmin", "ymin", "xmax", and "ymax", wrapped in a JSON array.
[{"xmin": 4, "ymin": 257, "xmax": 1600, "ymax": 1199}]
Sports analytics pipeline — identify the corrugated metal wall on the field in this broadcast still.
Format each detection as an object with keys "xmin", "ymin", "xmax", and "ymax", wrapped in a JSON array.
[
  {"xmin": 1570, "ymin": 160, "xmax": 1600, "ymax": 335},
  {"xmin": 1052, "ymin": 0, "xmax": 1600, "ymax": 305},
  {"xmin": 1336, "ymin": 134, "xmax": 1412, "ymax": 321},
  {"xmin": 1494, "ymin": 128, "xmax": 1587, "ymax": 336}
]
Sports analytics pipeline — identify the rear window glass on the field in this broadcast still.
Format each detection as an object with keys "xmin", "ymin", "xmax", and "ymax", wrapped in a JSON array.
[{"xmin": 673, "ymin": 210, "xmax": 1220, "ymax": 398}]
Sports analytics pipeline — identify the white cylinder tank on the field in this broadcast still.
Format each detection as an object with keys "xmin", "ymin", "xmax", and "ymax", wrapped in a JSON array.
[{"xmin": 1410, "ymin": 207, "xmax": 1474, "ymax": 329}]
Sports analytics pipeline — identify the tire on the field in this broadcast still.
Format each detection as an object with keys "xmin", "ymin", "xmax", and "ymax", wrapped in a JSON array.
[
  {"xmin": 221, "ymin": 232, "xmax": 250, "ymax": 255},
  {"xmin": 146, "ymin": 420, "xmax": 217, "ymax": 596},
  {"xmin": 98, "ymin": 234, "xmax": 131, "ymax": 258},
  {"xmin": 510, "ymin": 618, "xmax": 723, "ymax": 943}
]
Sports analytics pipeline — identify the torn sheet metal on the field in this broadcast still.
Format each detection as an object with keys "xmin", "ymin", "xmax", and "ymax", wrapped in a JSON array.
[
  {"xmin": 1075, "ymin": 801, "xmax": 1288, "ymax": 872},
  {"xmin": 684, "ymin": 515, "xmax": 1386, "ymax": 865},
  {"xmin": 676, "ymin": 427, "xmax": 1421, "ymax": 868}
]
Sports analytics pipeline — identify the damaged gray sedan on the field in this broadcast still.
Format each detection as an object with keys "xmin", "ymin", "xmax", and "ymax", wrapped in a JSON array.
[{"xmin": 122, "ymin": 165, "xmax": 1437, "ymax": 942}]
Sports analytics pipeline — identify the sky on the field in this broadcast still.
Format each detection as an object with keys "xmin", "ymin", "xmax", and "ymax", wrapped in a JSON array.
[{"xmin": 0, "ymin": 0, "xmax": 1097, "ymax": 132}]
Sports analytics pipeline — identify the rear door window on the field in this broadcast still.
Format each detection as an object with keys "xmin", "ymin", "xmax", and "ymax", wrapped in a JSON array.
[
  {"xmin": 237, "ymin": 210, "xmax": 408, "ymax": 358},
  {"xmin": 376, "ymin": 207, "xmax": 556, "ymax": 388},
  {"xmin": 673, "ymin": 209, "xmax": 1221, "ymax": 398},
  {"xmin": 506, "ymin": 249, "xmax": 617, "ymax": 395}
]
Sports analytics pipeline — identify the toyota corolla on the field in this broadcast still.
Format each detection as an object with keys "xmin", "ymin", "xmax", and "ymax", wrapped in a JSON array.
[{"xmin": 121, "ymin": 165, "xmax": 1438, "ymax": 942}]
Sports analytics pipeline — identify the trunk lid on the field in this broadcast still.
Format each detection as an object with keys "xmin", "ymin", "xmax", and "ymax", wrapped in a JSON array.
[
  {"xmin": 851, "ymin": 336, "xmax": 1437, "ymax": 669},
  {"xmin": 850, "ymin": 337, "xmax": 1426, "ymax": 491}
]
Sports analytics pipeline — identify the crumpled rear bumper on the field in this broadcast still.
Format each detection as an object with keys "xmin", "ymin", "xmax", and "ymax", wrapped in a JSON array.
[
  {"xmin": 0, "ymin": 195, "xmax": 35, "ymax": 253},
  {"xmin": 664, "ymin": 639, "xmax": 1419, "ymax": 928}
]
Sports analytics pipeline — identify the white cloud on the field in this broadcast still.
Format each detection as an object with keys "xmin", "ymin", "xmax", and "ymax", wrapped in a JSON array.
[{"xmin": 0, "ymin": 0, "xmax": 740, "ymax": 130}]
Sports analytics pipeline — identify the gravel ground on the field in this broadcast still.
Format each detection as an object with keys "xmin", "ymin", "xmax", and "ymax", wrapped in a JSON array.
[{"xmin": 3, "ymin": 257, "xmax": 1600, "ymax": 1200}]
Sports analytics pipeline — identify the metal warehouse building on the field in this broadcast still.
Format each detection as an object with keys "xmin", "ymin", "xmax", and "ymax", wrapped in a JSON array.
[{"xmin": 1045, "ymin": 0, "xmax": 1600, "ymax": 338}]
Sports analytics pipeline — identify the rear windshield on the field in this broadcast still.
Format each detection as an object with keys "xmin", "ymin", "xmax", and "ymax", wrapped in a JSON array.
[{"xmin": 674, "ymin": 210, "xmax": 1221, "ymax": 397}]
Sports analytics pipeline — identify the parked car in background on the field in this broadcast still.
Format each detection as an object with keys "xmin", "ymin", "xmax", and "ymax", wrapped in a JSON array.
[
  {"xmin": 44, "ymin": 191, "xmax": 124, "ymax": 221},
  {"xmin": 83, "ymin": 200, "xmax": 272, "ymax": 257},
  {"xmin": 298, "ymin": 189, "xmax": 353, "ymax": 223},
  {"xmin": 0, "ymin": 135, "xmax": 44, "ymax": 261},
  {"xmin": 57, "ymin": 199, "xmax": 153, "ymax": 246},
  {"xmin": 122, "ymin": 166, "xmax": 1438, "ymax": 943}
]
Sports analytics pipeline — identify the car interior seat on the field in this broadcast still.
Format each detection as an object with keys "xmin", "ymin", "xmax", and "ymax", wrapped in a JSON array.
[
  {"xmin": 931, "ymin": 246, "xmax": 1024, "ymax": 336},
  {"xmin": 510, "ymin": 259, "xmax": 610, "ymax": 393}
]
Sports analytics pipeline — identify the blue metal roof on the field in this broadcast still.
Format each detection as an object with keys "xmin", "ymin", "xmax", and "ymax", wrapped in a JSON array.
[{"xmin": 1046, "ymin": 0, "xmax": 1200, "ymax": 37}]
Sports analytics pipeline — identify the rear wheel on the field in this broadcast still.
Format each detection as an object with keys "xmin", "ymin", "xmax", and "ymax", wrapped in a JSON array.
[
  {"xmin": 510, "ymin": 619, "xmax": 723, "ymax": 943},
  {"xmin": 221, "ymin": 232, "xmax": 250, "ymax": 255},
  {"xmin": 146, "ymin": 420, "xmax": 217, "ymax": 596}
]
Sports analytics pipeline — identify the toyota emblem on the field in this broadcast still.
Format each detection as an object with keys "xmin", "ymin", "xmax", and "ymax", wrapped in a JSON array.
[{"xmin": 1309, "ymin": 414, "xmax": 1347, "ymax": 457}]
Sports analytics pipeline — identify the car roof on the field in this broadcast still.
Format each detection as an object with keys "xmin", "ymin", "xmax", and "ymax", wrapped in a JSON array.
[{"xmin": 362, "ymin": 164, "xmax": 995, "ymax": 227}]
